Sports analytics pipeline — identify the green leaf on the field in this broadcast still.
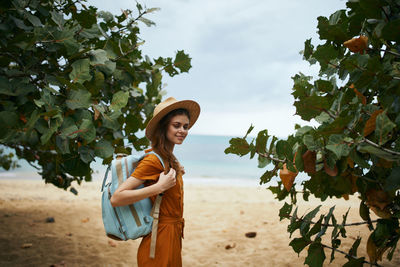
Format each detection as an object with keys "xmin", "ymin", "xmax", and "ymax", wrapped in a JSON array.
[
  {"xmin": 375, "ymin": 112, "xmax": 396, "ymax": 146},
  {"xmin": 224, "ymin": 138, "xmax": 250, "ymax": 156},
  {"xmin": 138, "ymin": 17, "xmax": 156, "ymax": 27},
  {"xmin": 110, "ymin": 91, "xmax": 129, "ymax": 111},
  {"xmin": 303, "ymin": 38, "xmax": 314, "ymax": 61},
  {"xmin": 69, "ymin": 59, "xmax": 92, "ymax": 84},
  {"xmin": 315, "ymin": 79, "xmax": 334, "ymax": 93},
  {"xmin": 0, "ymin": 111, "xmax": 18, "ymax": 128},
  {"xmin": 342, "ymin": 257, "xmax": 365, "ymax": 267},
  {"xmin": 90, "ymin": 49, "xmax": 108, "ymax": 66},
  {"xmin": 382, "ymin": 18, "xmax": 400, "ymax": 42},
  {"xmin": 79, "ymin": 119, "xmax": 96, "ymax": 143},
  {"xmin": 60, "ymin": 118, "xmax": 79, "ymax": 139},
  {"xmin": 94, "ymin": 139, "xmax": 114, "ymax": 159},
  {"xmin": 357, "ymin": 143, "xmax": 400, "ymax": 161},
  {"xmin": 257, "ymin": 154, "xmax": 270, "ymax": 168},
  {"xmin": 312, "ymin": 43, "xmax": 339, "ymax": 71},
  {"xmin": 255, "ymin": 130, "xmax": 269, "ymax": 154},
  {"xmin": 290, "ymin": 237, "xmax": 311, "ymax": 255},
  {"xmin": 346, "ymin": 237, "xmax": 361, "ymax": 260},
  {"xmin": 301, "ymin": 205, "xmax": 321, "ymax": 237},
  {"xmin": 244, "ymin": 124, "xmax": 254, "ymax": 139},
  {"xmin": 66, "ymin": 89, "xmax": 92, "ymax": 110},
  {"xmin": 80, "ymin": 24, "xmax": 102, "ymax": 39},
  {"xmin": 146, "ymin": 7, "xmax": 161, "ymax": 13},
  {"xmin": 97, "ymin": 60, "xmax": 116, "ymax": 75},
  {"xmin": 317, "ymin": 206, "xmax": 335, "ymax": 239},
  {"xmin": 279, "ymin": 202, "xmax": 292, "ymax": 221},
  {"xmin": 326, "ymin": 134, "xmax": 351, "ymax": 158},
  {"xmin": 384, "ymin": 167, "xmax": 400, "ymax": 192},
  {"xmin": 50, "ymin": 11, "xmax": 65, "ymax": 28},
  {"xmin": 174, "ymin": 50, "xmax": 192, "ymax": 73},
  {"xmin": 102, "ymin": 111, "xmax": 121, "ymax": 130},
  {"xmin": 294, "ymin": 95, "xmax": 331, "ymax": 121},
  {"xmin": 317, "ymin": 11, "xmax": 349, "ymax": 43},
  {"xmin": 98, "ymin": 11, "xmax": 113, "ymax": 22},
  {"xmin": 26, "ymin": 13, "xmax": 42, "ymax": 26},
  {"xmin": 56, "ymin": 136, "xmax": 70, "ymax": 154},
  {"xmin": 40, "ymin": 125, "xmax": 57, "ymax": 145},
  {"xmin": 259, "ymin": 169, "xmax": 276, "ymax": 184},
  {"xmin": 303, "ymin": 134, "xmax": 320, "ymax": 151},
  {"xmin": 304, "ymin": 242, "xmax": 325, "ymax": 267},
  {"xmin": 78, "ymin": 146, "xmax": 95, "ymax": 163}
]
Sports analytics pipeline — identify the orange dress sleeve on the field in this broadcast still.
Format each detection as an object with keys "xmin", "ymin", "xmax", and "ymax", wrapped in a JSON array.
[{"xmin": 132, "ymin": 154, "xmax": 164, "ymax": 181}]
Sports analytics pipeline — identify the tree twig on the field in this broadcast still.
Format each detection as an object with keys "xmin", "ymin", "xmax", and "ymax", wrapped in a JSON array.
[
  {"xmin": 257, "ymin": 151, "xmax": 285, "ymax": 163},
  {"xmin": 283, "ymin": 214, "xmax": 378, "ymax": 227},
  {"xmin": 321, "ymin": 244, "xmax": 382, "ymax": 267},
  {"xmin": 362, "ymin": 137, "xmax": 400, "ymax": 156},
  {"xmin": 321, "ymin": 108, "xmax": 400, "ymax": 157}
]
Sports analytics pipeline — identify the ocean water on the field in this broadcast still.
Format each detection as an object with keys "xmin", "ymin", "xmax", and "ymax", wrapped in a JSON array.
[{"xmin": 0, "ymin": 134, "xmax": 269, "ymax": 186}]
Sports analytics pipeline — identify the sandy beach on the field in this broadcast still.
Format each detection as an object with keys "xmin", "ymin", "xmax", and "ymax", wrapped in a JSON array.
[{"xmin": 1, "ymin": 178, "xmax": 400, "ymax": 267}]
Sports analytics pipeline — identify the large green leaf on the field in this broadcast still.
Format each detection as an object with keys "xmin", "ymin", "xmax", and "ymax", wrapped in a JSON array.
[
  {"xmin": 255, "ymin": 129, "xmax": 269, "ymax": 154},
  {"xmin": 94, "ymin": 139, "xmax": 114, "ymax": 159},
  {"xmin": 375, "ymin": 112, "xmax": 396, "ymax": 146},
  {"xmin": 60, "ymin": 118, "xmax": 79, "ymax": 139},
  {"xmin": 66, "ymin": 89, "xmax": 92, "ymax": 110},
  {"xmin": 109, "ymin": 91, "xmax": 129, "ymax": 111},
  {"xmin": 294, "ymin": 95, "xmax": 331, "ymax": 121},
  {"xmin": 173, "ymin": 50, "xmax": 191, "ymax": 73},
  {"xmin": 79, "ymin": 119, "xmax": 96, "ymax": 143},
  {"xmin": 384, "ymin": 167, "xmax": 400, "ymax": 192},
  {"xmin": 69, "ymin": 59, "xmax": 92, "ymax": 84},
  {"xmin": 304, "ymin": 242, "xmax": 326, "ymax": 267},
  {"xmin": 90, "ymin": 49, "xmax": 108, "ymax": 66},
  {"xmin": 357, "ymin": 143, "xmax": 400, "ymax": 161},
  {"xmin": 382, "ymin": 18, "xmax": 400, "ymax": 42},
  {"xmin": 225, "ymin": 138, "xmax": 250, "ymax": 156},
  {"xmin": 290, "ymin": 237, "xmax": 311, "ymax": 255},
  {"xmin": 326, "ymin": 134, "xmax": 352, "ymax": 158}
]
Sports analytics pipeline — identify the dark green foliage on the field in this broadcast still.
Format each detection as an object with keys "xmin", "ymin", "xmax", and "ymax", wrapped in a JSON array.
[
  {"xmin": 225, "ymin": 0, "xmax": 400, "ymax": 265},
  {"xmin": 0, "ymin": 0, "xmax": 192, "ymax": 190}
]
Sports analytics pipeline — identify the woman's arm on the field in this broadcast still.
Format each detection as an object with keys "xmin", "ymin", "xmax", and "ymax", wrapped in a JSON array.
[{"xmin": 110, "ymin": 168, "xmax": 176, "ymax": 207}]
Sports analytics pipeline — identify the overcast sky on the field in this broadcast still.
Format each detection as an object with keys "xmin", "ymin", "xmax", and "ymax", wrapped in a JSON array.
[{"xmin": 87, "ymin": 0, "xmax": 346, "ymax": 137}]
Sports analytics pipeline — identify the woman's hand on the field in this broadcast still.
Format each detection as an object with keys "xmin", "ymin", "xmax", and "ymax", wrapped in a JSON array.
[{"xmin": 157, "ymin": 168, "xmax": 176, "ymax": 192}]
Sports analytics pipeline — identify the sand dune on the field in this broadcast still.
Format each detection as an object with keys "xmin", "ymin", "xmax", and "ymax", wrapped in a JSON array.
[{"xmin": 1, "ymin": 179, "xmax": 400, "ymax": 266}]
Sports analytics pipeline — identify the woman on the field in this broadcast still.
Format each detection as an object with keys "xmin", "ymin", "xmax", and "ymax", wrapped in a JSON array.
[{"xmin": 110, "ymin": 97, "xmax": 200, "ymax": 267}]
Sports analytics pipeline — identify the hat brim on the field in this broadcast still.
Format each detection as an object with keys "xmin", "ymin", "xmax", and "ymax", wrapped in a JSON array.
[{"xmin": 145, "ymin": 100, "xmax": 200, "ymax": 141}]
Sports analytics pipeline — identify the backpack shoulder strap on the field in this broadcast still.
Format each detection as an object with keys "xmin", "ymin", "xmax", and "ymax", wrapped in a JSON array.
[
  {"xmin": 145, "ymin": 151, "xmax": 165, "ymax": 169},
  {"xmin": 144, "ymin": 151, "xmax": 165, "ymax": 259}
]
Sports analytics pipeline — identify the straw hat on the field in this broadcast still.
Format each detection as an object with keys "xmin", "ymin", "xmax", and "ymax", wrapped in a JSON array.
[{"xmin": 145, "ymin": 97, "xmax": 200, "ymax": 140}]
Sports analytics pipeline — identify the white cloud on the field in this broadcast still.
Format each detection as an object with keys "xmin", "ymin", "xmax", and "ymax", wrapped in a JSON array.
[{"xmin": 87, "ymin": 0, "xmax": 346, "ymax": 136}]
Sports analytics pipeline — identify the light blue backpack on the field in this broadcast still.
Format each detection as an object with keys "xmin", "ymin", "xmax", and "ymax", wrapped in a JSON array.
[{"xmin": 101, "ymin": 151, "xmax": 164, "ymax": 258}]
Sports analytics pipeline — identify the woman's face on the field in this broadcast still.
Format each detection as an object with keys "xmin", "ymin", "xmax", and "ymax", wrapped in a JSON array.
[{"xmin": 166, "ymin": 114, "xmax": 190, "ymax": 145}]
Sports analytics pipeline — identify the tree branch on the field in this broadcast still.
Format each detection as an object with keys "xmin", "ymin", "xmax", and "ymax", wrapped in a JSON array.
[
  {"xmin": 321, "ymin": 108, "xmax": 400, "ymax": 157},
  {"xmin": 257, "ymin": 151, "xmax": 285, "ymax": 163},
  {"xmin": 362, "ymin": 137, "xmax": 400, "ymax": 156},
  {"xmin": 283, "ymin": 214, "xmax": 378, "ymax": 227},
  {"xmin": 321, "ymin": 244, "xmax": 382, "ymax": 267}
]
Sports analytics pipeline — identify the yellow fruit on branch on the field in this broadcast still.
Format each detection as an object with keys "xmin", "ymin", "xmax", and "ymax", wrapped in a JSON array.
[{"xmin": 343, "ymin": 35, "xmax": 368, "ymax": 54}]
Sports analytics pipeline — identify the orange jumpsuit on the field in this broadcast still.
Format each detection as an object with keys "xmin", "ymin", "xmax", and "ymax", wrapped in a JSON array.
[{"xmin": 132, "ymin": 153, "xmax": 184, "ymax": 267}]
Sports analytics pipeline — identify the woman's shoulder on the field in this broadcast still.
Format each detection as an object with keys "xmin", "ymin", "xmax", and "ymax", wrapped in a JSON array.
[{"xmin": 141, "ymin": 153, "xmax": 163, "ymax": 168}]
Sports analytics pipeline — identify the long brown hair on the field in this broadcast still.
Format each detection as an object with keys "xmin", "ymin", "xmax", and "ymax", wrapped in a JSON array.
[{"xmin": 150, "ymin": 108, "xmax": 190, "ymax": 174}]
